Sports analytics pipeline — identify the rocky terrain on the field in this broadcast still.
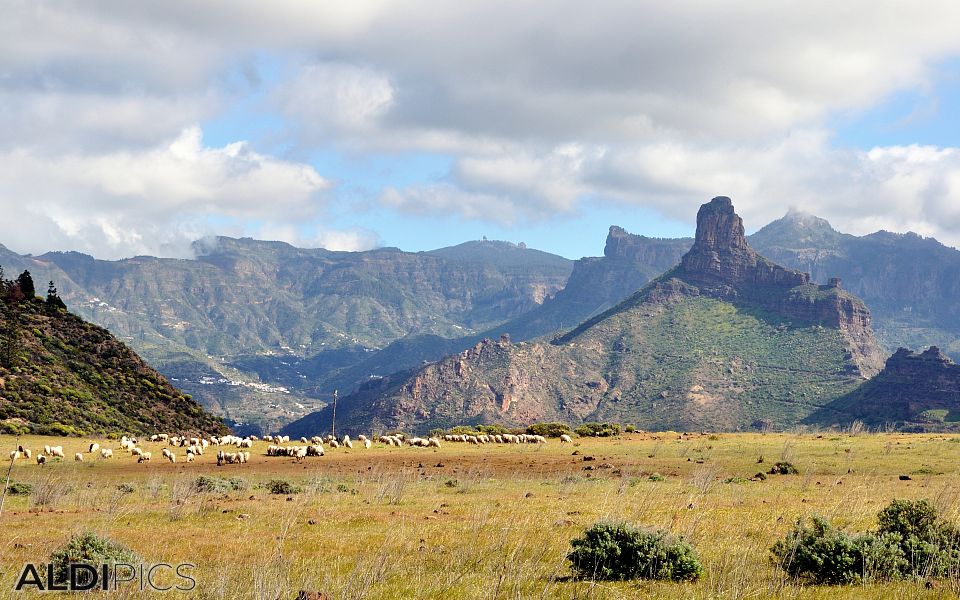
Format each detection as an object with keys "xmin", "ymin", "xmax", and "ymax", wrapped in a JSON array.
[
  {"xmin": 809, "ymin": 346, "xmax": 960, "ymax": 429},
  {"xmin": 283, "ymin": 197, "xmax": 884, "ymax": 436}
]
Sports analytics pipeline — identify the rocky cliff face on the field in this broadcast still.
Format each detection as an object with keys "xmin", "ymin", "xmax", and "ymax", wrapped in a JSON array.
[
  {"xmin": 809, "ymin": 346, "xmax": 960, "ymax": 428},
  {"xmin": 284, "ymin": 196, "xmax": 887, "ymax": 436}
]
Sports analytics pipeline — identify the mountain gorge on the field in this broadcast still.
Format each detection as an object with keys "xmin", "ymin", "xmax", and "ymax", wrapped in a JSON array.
[{"xmin": 283, "ymin": 198, "xmax": 885, "ymax": 435}]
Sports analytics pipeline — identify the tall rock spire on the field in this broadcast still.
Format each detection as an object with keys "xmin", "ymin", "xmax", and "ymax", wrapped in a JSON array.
[{"xmin": 679, "ymin": 196, "xmax": 809, "ymax": 288}]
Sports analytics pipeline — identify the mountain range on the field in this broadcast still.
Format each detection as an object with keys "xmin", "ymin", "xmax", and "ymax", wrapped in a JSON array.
[
  {"xmin": 282, "ymin": 197, "xmax": 887, "ymax": 435},
  {"xmin": 4, "ymin": 201, "xmax": 960, "ymax": 433}
]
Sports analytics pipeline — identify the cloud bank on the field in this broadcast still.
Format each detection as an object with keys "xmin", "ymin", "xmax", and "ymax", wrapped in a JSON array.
[{"xmin": 4, "ymin": 1, "xmax": 960, "ymax": 256}]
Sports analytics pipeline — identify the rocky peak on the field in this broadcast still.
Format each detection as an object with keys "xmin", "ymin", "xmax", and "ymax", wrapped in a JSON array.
[
  {"xmin": 691, "ymin": 196, "xmax": 749, "ymax": 252},
  {"xmin": 679, "ymin": 196, "xmax": 809, "ymax": 288}
]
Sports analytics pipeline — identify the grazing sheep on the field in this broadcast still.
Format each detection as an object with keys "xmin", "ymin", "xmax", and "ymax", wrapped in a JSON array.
[
  {"xmin": 50, "ymin": 446, "xmax": 65, "ymax": 458},
  {"xmin": 427, "ymin": 437, "xmax": 442, "ymax": 448},
  {"xmin": 131, "ymin": 447, "xmax": 144, "ymax": 457},
  {"xmin": 560, "ymin": 434, "xmax": 573, "ymax": 443},
  {"xmin": 37, "ymin": 455, "xmax": 46, "ymax": 466},
  {"xmin": 166, "ymin": 452, "xmax": 176, "ymax": 464},
  {"xmin": 363, "ymin": 439, "xmax": 372, "ymax": 449},
  {"xmin": 9, "ymin": 450, "xmax": 21, "ymax": 461},
  {"xmin": 100, "ymin": 448, "xmax": 114, "ymax": 459},
  {"xmin": 342, "ymin": 435, "xmax": 353, "ymax": 449},
  {"xmin": 74, "ymin": 453, "xmax": 84, "ymax": 462},
  {"xmin": 357, "ymin": 434, "xmax": 368, "ymax": 442},
  {"xmin": 21, "ymin": 448, "xmax": 32, "ymax": 459},
  {"xmin": 44, "ymin": 445, "xmax": 52, "ymax": 455},
  {"xmin": 294, "ymin": 446, "xmax": 307, "ymax": 462},
  {"xmin": 307, "ymin": 445, "xmax": 325, "ymax": 457},
  {"xmin": 89, "ymin": 443, "xmax": 100, "ymax": 453},
  {"xmin": 137, "ymin": 452, "xmax": 152, "ymax": 463},
  {"xmin": 161, "ymin": 448, "xmax": 172, "ymax": 459},
  {"xmin": 329, "ymin": 440, "xmax": 340, "ymax": 449},
  {"xmin": 185, "ymin": 451, "xmax": 195, "ymax": 462},
  {"xmin": 120, "ymin": 439, "xmax": 136, "ymax": 451}
]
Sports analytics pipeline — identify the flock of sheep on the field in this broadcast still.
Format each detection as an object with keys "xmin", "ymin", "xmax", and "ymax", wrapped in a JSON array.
[{"xmin": 8, "ymin": 430, "xmax": 559, "ymax": 469}]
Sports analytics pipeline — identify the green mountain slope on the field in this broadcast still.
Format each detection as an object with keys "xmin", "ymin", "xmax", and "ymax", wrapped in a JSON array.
[
  {"xmin": 0, "ymin": 278, "xmax": 227, "ymax": 436},
  {"xmin": 282, "ymin": 197, "xmax": 884, "ymax": 436}
]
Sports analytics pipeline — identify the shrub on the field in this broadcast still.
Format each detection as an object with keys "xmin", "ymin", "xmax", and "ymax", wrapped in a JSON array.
[
  {"xmin": 568, "ymin": 521, "xmax": 703, "ymax": 581},
  {"xmin": 116, "ymin": 483, "xmax": 136, "ymax": 494},
  {"xmin": 772, "ymin": 499, "xmax": 960, "ymax": 584},
  {"xmin": 7, "ymin": 481, "xmax": 32, "ymax": 495},
  {"xmin": 768, "ymin": 461, "xmax": 799, "ymax": 475},
  {"xmin": 49, "ymin": 531, "xmax": 139, "ymax": 587},
  {"xmin": 526, "ymin": 422, "xmax": 572, "ymax": 438},
  {"xmin": 771, "ymin": 516, "xmax": 905, "ymax": 584},
  {"xmin": 624, "ymin": 424, "xmax": 637, "ymax": 433},
  {"xmin": 573, "ymin": 422, "xmax": 621, "ymax": 438},
  {"xmin": 876, "ymin": 499, "xmax": 960, "ymax": 578},
  {"xmin": 266, "ymin": 479, "xmax": 301, "ymax": 495},
  {"xmin": 194, "ymin": 475, "xmax": 247, "ymax": 494}
]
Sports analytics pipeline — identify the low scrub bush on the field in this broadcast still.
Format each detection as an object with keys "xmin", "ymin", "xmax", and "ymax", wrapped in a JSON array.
[
  {"xmin": 49, "ymin": 532, "xmax": 138, "ymax": 587},
  {"xmin": 266, "ymin": 479, "xmax": 301, "ymax": 495},
  {"xmin": 768, "ymin": 461, "xmax": 799, "ymax": 475},
  {"xmin": 7, "ymin": 481, "xmax": 33, "ymax": 495},
  {"xmin": 526, "ymin": 422, "xmax": 572, "ymax": 438},
  {"xmin": 568, "ymin": 521, "xmax": 703, "ymax": 581},
  {"xmin": 772, "ymin": 499, "xmax": 960, "ymax": 584},
  {"xmin": 193, "ymin": 475, "xmax": 247, "ymax": 494},
  {"xmin": 573, "ymin": 422, "xmax": 621, "ymax": 438}
]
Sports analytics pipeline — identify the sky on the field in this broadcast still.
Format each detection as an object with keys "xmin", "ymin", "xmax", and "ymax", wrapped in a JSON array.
[{"xmin": 3, "ymin": 1, "xmax": 960, "ymax": 260}]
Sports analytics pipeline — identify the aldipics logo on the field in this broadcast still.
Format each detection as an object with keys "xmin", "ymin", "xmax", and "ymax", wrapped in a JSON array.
[{"xmin": 13, "ymin": 562, "xmax": 196, "ymax": 592}]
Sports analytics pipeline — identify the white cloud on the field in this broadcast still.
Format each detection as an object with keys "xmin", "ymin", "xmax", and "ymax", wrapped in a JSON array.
[
  {"xmin": 5, "ymin": 1, "xmax": 960, "ymax": 256},
  {"xmin": 0, "ymin": 128, "xmax": 331, "ymax": 259}
]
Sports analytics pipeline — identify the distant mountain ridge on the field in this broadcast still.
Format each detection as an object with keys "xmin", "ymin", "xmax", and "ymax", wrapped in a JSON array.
[
  {"xmin": 0, "ymin": 237, "xmax": 572, "ymax": 431},
  {"xmin": 282, "ymin": 197, "xmax": 883, "ymax": 436}
]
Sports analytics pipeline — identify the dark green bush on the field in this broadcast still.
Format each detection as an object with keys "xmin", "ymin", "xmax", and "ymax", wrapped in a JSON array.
[
  {"xmin": 526, "ymin": 422, "xmax": 571, "ymax": 438},
  {"xmin": 49, "ymin": 531, "xmax": 138, "ymax": 587},
  {"xmin": 194, "ymin": 475, "xmax": 248, "ymax": 494},
  {"xmin": 772, "ymin": 499, "xmax": 960, "ymax": 584},
  {"xmin": 568, "ymin": 521, "xmax": 703, "ymax": 581},
  {"xmin": 771, "ymin": 516, "xmax": 905, "ymax": 584},
  {"xmin": 7, "ymin": 481, "xmax": 33, "ymax": 495},
  {"xmin": 768, "ymin": 461, "xmax": 799, "ymax": 475},
  {"xmin": 573, "ymin": 422, "xmax": 621, "ymax": 438},
  {"xmin": 624, "ymin": 424, "xmax": 637, "ymax": 433},
  {"xmin": 876, "ymin": 499, "xmax": 960, "ymax": 578},
  {"xmin": 266, "ymin": 479, "xmax": 301, "ymax": 495}
]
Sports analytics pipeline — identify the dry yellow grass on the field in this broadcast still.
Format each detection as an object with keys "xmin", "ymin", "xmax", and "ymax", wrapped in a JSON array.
[{"xmin": 1, "ymin": 431, "xmax": 959, "ymax": 599}]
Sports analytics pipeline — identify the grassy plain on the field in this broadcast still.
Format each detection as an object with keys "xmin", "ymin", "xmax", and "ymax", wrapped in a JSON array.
[{"xmin": 0, "ymin": 431, "xmax": 959, "ymax": 599}]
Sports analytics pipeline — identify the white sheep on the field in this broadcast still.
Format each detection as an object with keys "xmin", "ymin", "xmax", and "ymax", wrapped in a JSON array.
[
  {"xmin": 50, "ymin": 446, "xmax": 65, "ymax": 458},
  {"xmin": 427, "ymin": 437, "xmax": 442, "ymax": 448},
  {"xmin": 342, "ymin": 435, "xmax": 353, "ymax": 449},
  {"xmin": 9, "ymin": 450, "xmax": 21, "ymax": 461},
  {"xmin": 560, "ymin": 434, "xmax": 573, "ymax": 443},
  {"xmin": 21, "ymin": 448, "xmax": 32, "ymax": 459},
  {"xmin": 166, "ymin": 452, "xmax": 176, "ymax": 464},
  {"xmin": 138, "ymin": 452, "xmax": 152, "ymax": 463},
  {"xmin": 100, "ymin": 448, "xmax": 114, "ymax": 459},
  {"xmin": 131, "ymin": 447, "xmax": 144, "ymax": 457},
  {"xmin": 74, "ymin": 453, "xmax": 84, "ymax": 462},
  {"xmin": 185, "ymin": 451, "xmax": 195, "ymax": 462},
  {"xmin": 357, "ymin": 434, "xmax": 368, "ymax": 442},
  {"xmin": 89, "ymin": 443, "xmax": 100, "ymax": 453},
  {"xmin": 363, "ymin": 439, "xmax": 372, "ymax": 449},
  {"xmin": 43, "ymin": 445, "xmax": 52, "ymax": 455},
  {"xmin": 329, "ymin": 439, "xmax": 340, "ymax": 448}
]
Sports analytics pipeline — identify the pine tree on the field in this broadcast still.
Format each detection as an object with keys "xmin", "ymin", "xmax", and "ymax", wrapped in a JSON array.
[
  {"xmin": 16, "ymin": 270, "xmax": 35, "ymax": 300},
  {"xmin": 46, "ymin": 280, "xmax": 67, "ymax": 311}
]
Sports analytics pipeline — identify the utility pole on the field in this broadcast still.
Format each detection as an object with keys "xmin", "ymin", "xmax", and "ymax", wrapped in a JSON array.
[
  {"xmin": 0, "ymin": 436, "xmax": 20, "ymax": 517},
  {"xmin": 331, "ymin": 389, "xmax": 338, "ymax": 439}
]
